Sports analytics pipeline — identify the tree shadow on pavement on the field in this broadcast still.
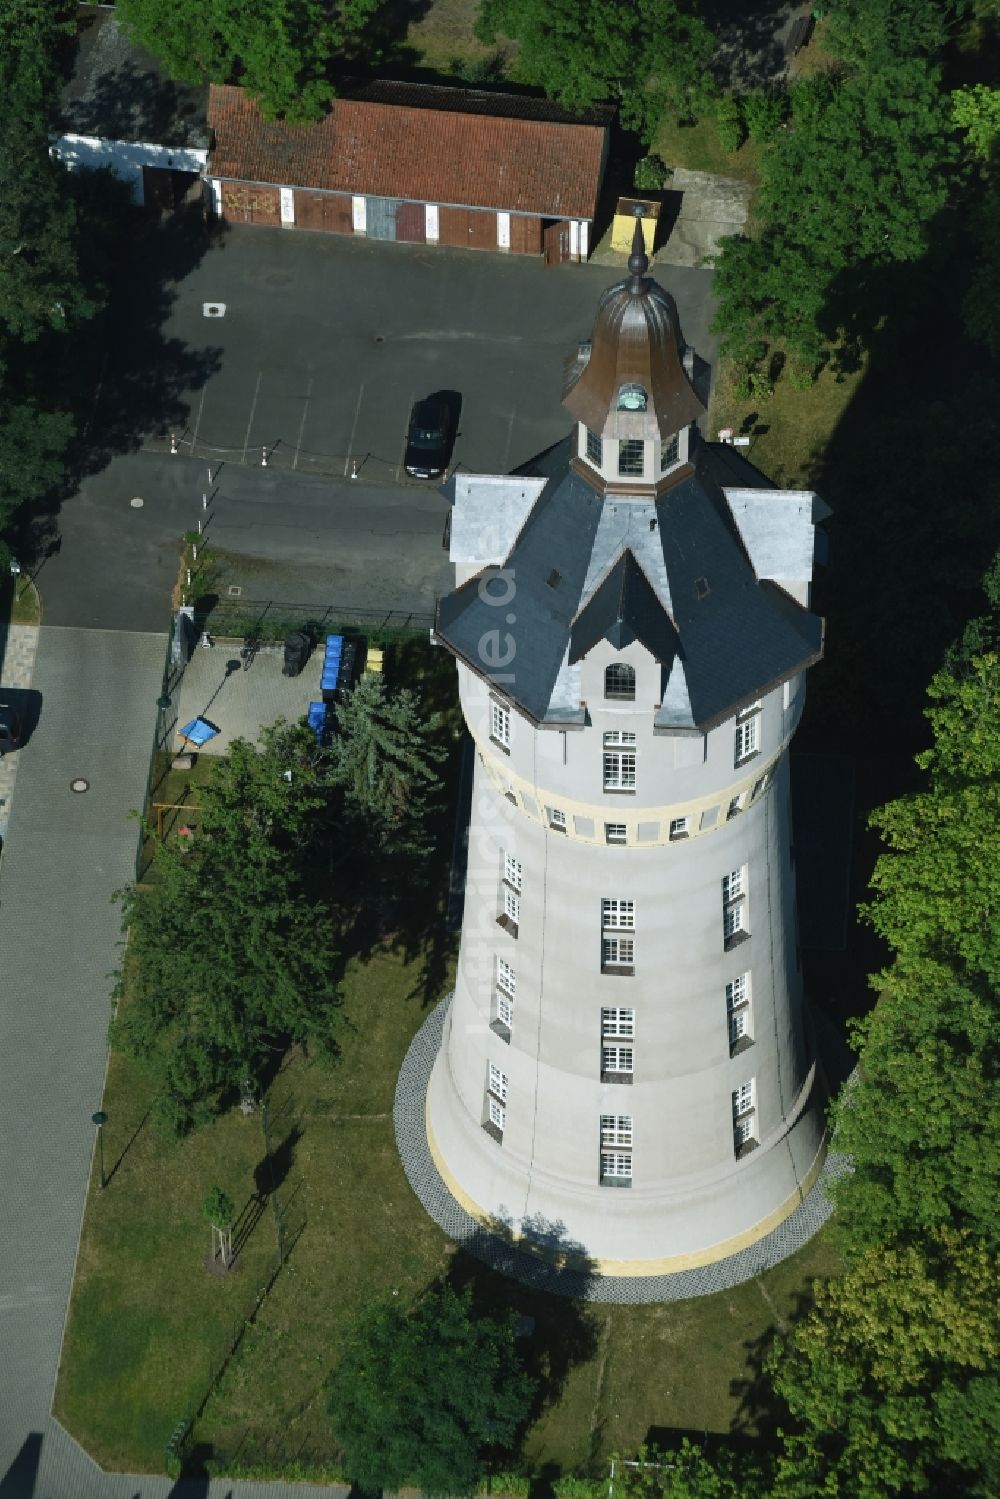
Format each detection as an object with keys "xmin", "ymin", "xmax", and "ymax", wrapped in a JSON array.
[{"xmin": 14, "ymin": 198, "xmax": 223, "ymax": 572}]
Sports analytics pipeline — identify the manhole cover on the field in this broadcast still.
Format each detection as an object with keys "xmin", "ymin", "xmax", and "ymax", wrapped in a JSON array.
[
  {"xmin": 203, "ymin": 302, "xmax": 226, "ymax": 318},
  {"xmin": 227, "ymin": 584, "xmax": 243, "ymax": 597},
  {"xmin": 130, "ymin": 496, "xmax": 144, "ymax": 508},
  {"xmin": 70, "ymin": 778, "xmax": 89, "ymax": 794}
]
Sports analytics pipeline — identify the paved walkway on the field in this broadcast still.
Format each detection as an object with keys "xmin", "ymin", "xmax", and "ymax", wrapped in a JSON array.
[{"xmin": 0, "ymin": 623, "xmax": 348, "ymax": 1498}]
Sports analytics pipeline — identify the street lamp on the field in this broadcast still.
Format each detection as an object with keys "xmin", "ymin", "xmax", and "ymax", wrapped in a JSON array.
[{"xmin": 91, "ymin": 1110, "xmax": 108, "ymax": 1189}]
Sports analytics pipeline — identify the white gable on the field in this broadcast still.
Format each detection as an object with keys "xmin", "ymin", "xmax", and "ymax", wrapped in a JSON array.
[
  {"xmin": 723, "ymin": 488, "xmax": 830, "ymax": 607},
  {"xmin": 449, "ymin": 475, "xmax": 547, "ymax": 568}
]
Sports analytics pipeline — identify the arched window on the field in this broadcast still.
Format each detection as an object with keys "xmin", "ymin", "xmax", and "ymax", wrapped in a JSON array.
[
  {"xmin": 617, "ymin": 383, "xmax": 647, "ymax": 412},
  {"xmin": 605, "ymin": 663, "xmax": 636, "ymax": 700}
]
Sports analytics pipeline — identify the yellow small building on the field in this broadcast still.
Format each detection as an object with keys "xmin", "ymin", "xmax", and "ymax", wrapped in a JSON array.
[
  {"xmin": 365, "ymin": 646, "xmax": 384, "ymax": 676},
  {"xmin": 610, "ymin": 197, "xmax": 660, "ymax": 256}
]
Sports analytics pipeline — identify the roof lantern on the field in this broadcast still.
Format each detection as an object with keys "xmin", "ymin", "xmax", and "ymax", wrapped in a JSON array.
[{"xmin": 562, "ymin": 216, "xmax": 705, "ymax": 445}]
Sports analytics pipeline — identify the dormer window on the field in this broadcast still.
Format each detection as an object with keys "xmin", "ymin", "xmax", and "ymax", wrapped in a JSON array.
[
  {"xmin": 585, "ymin": 428, "xmax": 602, "ymax": 465},
  {"xmin": 617, "ymin": 383, "xmax": 647, "ymax": 412},
  {"xmin": 659, "ymin": 432, "xmax": 679, "ymax": 471},
  {"xmin": 605, "ymin": 663, "xmax": 635, "ymax": 701},
  {"xmin": 618, "ymin": 440, "xmax": 644, "ymax": 477}
]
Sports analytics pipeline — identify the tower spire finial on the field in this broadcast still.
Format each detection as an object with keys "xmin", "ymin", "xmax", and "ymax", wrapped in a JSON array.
[{"xmin": 628, "ymin": 212, "xmax": 649, "ymax": 291}]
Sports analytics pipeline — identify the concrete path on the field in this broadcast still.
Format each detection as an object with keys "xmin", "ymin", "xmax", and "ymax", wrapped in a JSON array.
[{"xmin": 0, "ymin": 623, "xmax": 349, "ymax": 1497}]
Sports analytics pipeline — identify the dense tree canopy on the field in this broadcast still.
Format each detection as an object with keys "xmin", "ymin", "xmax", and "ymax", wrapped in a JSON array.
[
  {"xmin": 765, "ymin": 565, "xmax": 1000, "ymax": 1497},
  {"xmin": 116, "ymin": 0, "xmax": 382, "ymax": 121},
  {"xmin": 117, "ymin": 721, "xmax": 343, "ymax": 1134},
  {"xmin": 475, "ymin": 0, "xmax": 716, "ymax": 136},
  {"xmin": 328, "ymin": 673, "xmax": 446, "ymax": 857},
  {"xmin": 0, "ymin": 1, "xmax": 97, "ymax": 536},
  {"xmin": 326, "ymin": 1286, "xmax": 535, "ymax": 1495},
  {"xmin": 712, "ymin": 59, "xmax": 954, "ymax": 367}
]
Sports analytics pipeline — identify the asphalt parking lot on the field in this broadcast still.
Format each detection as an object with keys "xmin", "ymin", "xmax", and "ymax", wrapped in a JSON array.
[
  {"xmin": 153, "ymin": 226, "xmax": 717, "ymax": 478},
  {"xmin": 40, "ymin": 226, "xmax": 715, "ymax": 631}
]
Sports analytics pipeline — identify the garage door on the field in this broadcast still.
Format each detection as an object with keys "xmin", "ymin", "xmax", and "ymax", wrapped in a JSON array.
[
  {"xmin": 510, "ymin": 214, "xmax": 542, "ymax": 255},
  {"xmin": 221, "ymin": 183, "xmax": 280, "ymax": 225},
  {"xmin": 295, "ymin": 191, "xmax": 354, "ymax": 234},
  {"xmin": 396, "ymin": 201, "xmax": 426, "ymax": 243},
  {"xmin": 366, "ymin": 196, "xmax": 400, "ymax": 241},
  {"xmin": 437, "ymin": 207, "xmax": 499, "ymax": 251}
]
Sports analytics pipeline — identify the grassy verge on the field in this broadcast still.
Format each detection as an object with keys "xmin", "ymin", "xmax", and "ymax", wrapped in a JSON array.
[
  {"xmin": 58, "ymin": 922, "xmax": 841, "ymax": 1476},
  {"xmin": 53, "ymin": 1045, "xmax": 282, "ymax": 1470},
  {"xmin": 709, "ymin": 356, "xmax": 866, "ymax": 489},
  {"xmin": 404, "ymin": 0, "xmax": 503, "ymax": 72},
  {"xmin": 0, "ymin": 575, "xmax": 41, "ymax": 628},
  {"xmin": 652, "ymin": 116, "xmax": 764, "ymax": 184}
]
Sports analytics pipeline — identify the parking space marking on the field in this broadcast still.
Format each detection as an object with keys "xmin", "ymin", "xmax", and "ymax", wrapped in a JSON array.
[
  {"xmin": 501, "ymin": 408, "xmax": 516, "ymax": 471},
  {"xmin": 344, "ymin": 383, "xmax": 365, "ymax": 476},
  {"xmin": 396, "ymin": 390, "xmax": 415, "ymax": 482},
  {"xmin": 191, "ymin": 383, "xmax": 207, "ymax": 455},
  {"xmin": 293, "ymin": 376, "xmax": 314, "ymax": 471},
  {"xmin": 242, "ymin": 370, "xmax": 263, "ymax": 464}
]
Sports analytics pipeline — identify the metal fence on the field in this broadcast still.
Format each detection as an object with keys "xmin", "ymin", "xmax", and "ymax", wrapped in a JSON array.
[
  {"xmin": 165, "ymin": 1093, "xmax": 307, "ymax": 1476},
  {"xmin": 201, "ymin": 595, "xmax": 435, "ymax": 643}
]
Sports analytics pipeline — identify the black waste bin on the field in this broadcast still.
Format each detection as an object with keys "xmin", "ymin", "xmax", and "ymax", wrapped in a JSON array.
[{"xmin": 282, "ymin": 630, "xmax": 312, "ymax": 677}]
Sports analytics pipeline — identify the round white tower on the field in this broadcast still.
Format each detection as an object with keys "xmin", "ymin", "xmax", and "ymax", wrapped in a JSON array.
[{"xmin": 424, "ymin": 232, "xmax": 829, "ymax": 1274}]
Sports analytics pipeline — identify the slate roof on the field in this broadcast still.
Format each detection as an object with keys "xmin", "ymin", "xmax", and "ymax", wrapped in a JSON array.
[
  {"xmin": 57, "ymin": 6, "xmax": 209, "ymax": 149},
  {"xmin": 435, "ymin": 436, "xmax": 824, "ymax": 729},
  {"xmin": 207, "ymin": 84, "xmax": 607, "ymax": 219}
]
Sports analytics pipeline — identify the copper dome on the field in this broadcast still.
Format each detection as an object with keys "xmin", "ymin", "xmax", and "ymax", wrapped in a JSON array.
[{"xmin": 562, "ymin": 239, "xmax": 705, "ymax": 443}]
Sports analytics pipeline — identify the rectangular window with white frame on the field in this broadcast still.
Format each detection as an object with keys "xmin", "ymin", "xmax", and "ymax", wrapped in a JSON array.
[
  {"xmin": 669, "ymin": 815, "xmax": 689, "ymax": 840},
  {"xmin": 602, "ymin": 935, "xmax": 635, "ymax": 974},
  {"xmin": 602, "ymin": 898, "xmax": 635, "ymax": 929},
  {"xmin": 732, "ymin": 1078, "xmax": 757, "ymax": 1154},
  {"xmin": 723, "ymin": 866, "xmax": 749, "ymax": 947},
  {"xmin": 502, "ymin": 852, "xmax": 522, "ymax": 892},
  {"xmin": 601, "ymin": 1006, "xmax": 635, "ymax": 1039},
  {"xmin": 601, "ymin": 1044, "xmax": 634, "ymax": 1082},
  {"xmin": 726, "ymin": 972, "xmax": 753, "ymax": 1052},
  {"xmin": 605, "ymin": 822, "xmax": 627, "ymax": 845},
  {"xmin": 484, "ymin": 1061, "xmax": 508, "ymax": 1139},
  {"xmin": 600, "ymin": 1114, "xmax": 633, "ymax": 1186},
  {"xmin": 603, "ymin": 731, "xmax": 637, "ymax": 792},
  {"xmin": 734, "ymin": 701, "xmax": 762, "ymax": 766},
  {"xmin": 490, "ymin": 699, "xmax": 511, "ymax": 752},
  {"xmin": 494, "ymin": 958, "xmax": 515, "ymax": 1034},
  {"xmin": 602, "ymin": 900, "xmax": 636, "ymax": 974},
  {"xmin": 548, "ymin": 807, "xmax": 567, "ymax": 832}
]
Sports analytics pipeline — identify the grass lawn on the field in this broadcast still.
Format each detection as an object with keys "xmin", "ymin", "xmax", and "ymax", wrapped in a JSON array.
[
  {"xmin": 709, "ymin": 356, "xmax": 866, "ymax": 490},
  {"xmin": 652, "ymin": 116, "xmax": 764, "ymax": 184},
  {"xmin": 57, "ymin": 923, "xmax": 842, "ymax": 1477},
  {"xmin": 404, "ymin": 0, "xmax": 500, "ymax": 72},
  {"xmin": 1, "ymin": 575, "xmax": 41, "ymax": 628},
  {"xmin": 53, "ymin": 1045, "xmax": 282, "ymax": 1470}
]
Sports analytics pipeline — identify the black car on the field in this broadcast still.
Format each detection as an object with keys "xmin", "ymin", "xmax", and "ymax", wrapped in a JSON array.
[
  {"xmin": 404, "ymin": 398, "xmax": 451, "ymax": 479},
  {"xmin": 0, "ymin": 703, "xmax": 21, "ymax": 755}
]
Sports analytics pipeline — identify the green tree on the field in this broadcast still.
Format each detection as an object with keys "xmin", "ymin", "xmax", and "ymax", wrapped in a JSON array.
[
  {"xmin": 712, "ymin": 60, "xmax": 953, "ymax": 366},
  {"xmin": 475, "ymin": 0, "xmax": 716, "ymax": 137},
  {"xmin": 770, "ymin": 1232, "xmax": 998, "ymax": 1499},
  {"xmin": 615, "ymin": 1440, "xmax": 768, "ymax": 1498},
  {"xmin": 328, "ymin": 673, "xmax": 446, "ymax": 855},
  {"xmin": 326, "ymin": 1285, "xmax": 535, "ymax": 1495},
  {"xmin": 821, "ymin": 0, "xmax": 959, "ymax": 68},
  {"xmin": 116, "ymin": 721, "xmax": 343, "ymax": 1135},
  {"xmin": 952, "ymin": 83, "xmax": 1000, "ymax": 159},
  {"xmin": 115, "ymin": 0, "xmax": 381, "ymax": 121},
  {"xmin": 0, "ymin": 16, "xmax": 95, "ymax": 342},
  {"xmin": 202, "ymin": 1185, "xmax": 235, "ymax": 1267}
]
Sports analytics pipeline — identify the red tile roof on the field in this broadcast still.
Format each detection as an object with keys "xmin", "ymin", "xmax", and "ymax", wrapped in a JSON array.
[{"xmin": 208, "ymin": 85, "xmax": 606, "ymax": 220}]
